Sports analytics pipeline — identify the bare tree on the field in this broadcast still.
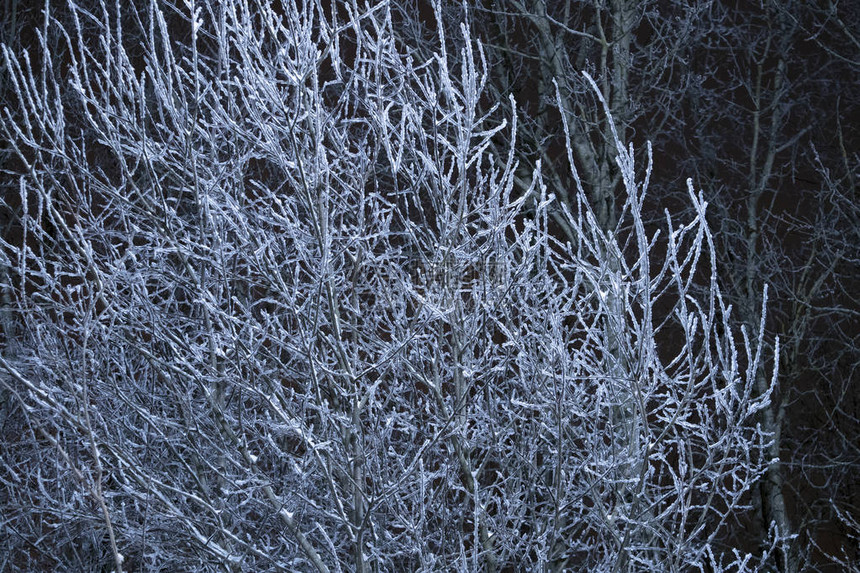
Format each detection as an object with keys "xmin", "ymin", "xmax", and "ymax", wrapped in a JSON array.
[
  {"xmin": 667, "ymin": 3, "xmax": 860, "ymax": 569},
  {"xmin": 1, "ymin": 0, "xmax": 778, "ymax": 571},
  {"xmin": 387, "ymin": 2, "xmax": 860, "ymax": 570}
]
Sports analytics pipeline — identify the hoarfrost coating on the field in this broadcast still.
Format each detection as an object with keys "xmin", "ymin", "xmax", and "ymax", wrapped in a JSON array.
[{"xmin": 0, "ymin": 0, "xmax": 779, "ymax": 572}]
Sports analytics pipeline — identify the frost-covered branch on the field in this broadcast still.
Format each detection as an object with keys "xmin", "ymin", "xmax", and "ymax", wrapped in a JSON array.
[{"xmin": 0, "ymin": 1, "xmax": 774, "ymax": 571}]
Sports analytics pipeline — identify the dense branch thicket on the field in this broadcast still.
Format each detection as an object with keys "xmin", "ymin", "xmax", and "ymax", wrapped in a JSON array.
[
  {"xmin": 386, "ymin": 2, "xmax": 860, "ymax": 570},
  {"xmin": 0, "ymin": 0, "xmax": 801, "ymax": 571}
]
